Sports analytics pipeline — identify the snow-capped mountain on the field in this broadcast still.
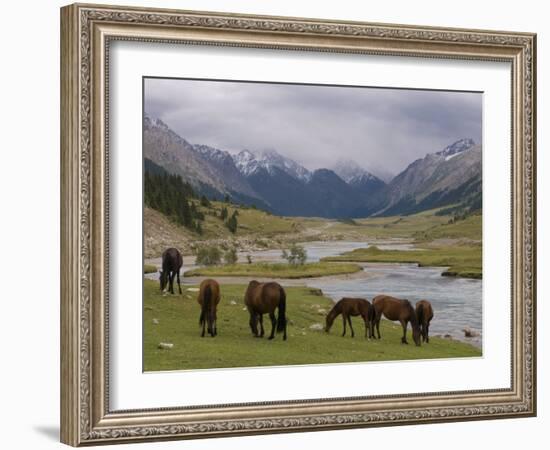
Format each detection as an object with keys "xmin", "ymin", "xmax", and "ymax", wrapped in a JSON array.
[
  {"xmin": 193, "ymin": 144, "xmax": 260, "ymax": 200},
  {"xmin": 358, "ymin": 138, "xmax": 482, "ymax": 217},
  {"xmin": 333, "ymin": 159, "xmax": 383, "ymax": 184},
  {"xmin": 332, "ymin": 159, "xmax": 386, "ymax": 198},
  {"xmin": 144, "ymin": 115, "xmax": 480, "ymax": 218},
  {"xmin": 233, "ymin": 149, "xmax": 312, "ymax": 182},
  {"xmin": 435, "ymin": 138, "xmax": 476, "ymax": 161}
]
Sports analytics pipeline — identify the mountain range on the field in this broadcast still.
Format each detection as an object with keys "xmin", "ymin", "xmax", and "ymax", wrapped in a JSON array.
[{"xmin": 144, "ymin": 114, "xmax": 481, "ymax": 218}]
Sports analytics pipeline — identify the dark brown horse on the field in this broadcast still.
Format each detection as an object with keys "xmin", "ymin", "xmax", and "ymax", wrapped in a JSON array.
[
  {"xmin": 325, "ymin": 298, "xmax": 374, "ymax": 338},
  {"xmin": 197, "ymin": 279, "xmax": 221, "ymax": 337},
  {"xmin": 244, "ymin": 281, "xmax": 287, "ymax": 340},
  {"xmin": 416, "ymin": 300, "xmax": 434, "ymax": 343},
  {"xmin": 372, "ymin": 295, "xmax": 421, "ymax": 346},
  {"xmin": 159, "ymin": 248, "xmax": 183, "ymax": 294}
]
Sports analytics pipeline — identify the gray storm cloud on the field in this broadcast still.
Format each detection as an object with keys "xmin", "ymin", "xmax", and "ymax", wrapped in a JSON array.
[{"xmin": 144, "ymin": 77, "xmax": 482, "ymax": 175}]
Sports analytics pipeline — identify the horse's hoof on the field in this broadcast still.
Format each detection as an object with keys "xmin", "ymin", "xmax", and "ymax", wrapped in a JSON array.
[{"xmin": 268, "ymin": 336, "xmax": 274, "ymax": 340}]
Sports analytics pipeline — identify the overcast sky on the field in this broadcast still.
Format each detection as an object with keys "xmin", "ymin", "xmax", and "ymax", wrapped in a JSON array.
[{"xmin": 144, "ymin": 77, "xmax": 482, "ymax": 176}]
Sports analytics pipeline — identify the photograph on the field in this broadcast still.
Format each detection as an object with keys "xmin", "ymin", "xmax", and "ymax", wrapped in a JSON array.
[
  {"xmin": 142, "ymin": 77, "xmax": 483, "ymax": 371},
  {"xmin": 57, "ymin": 2, "xmax": 536, "ymax": 446}
]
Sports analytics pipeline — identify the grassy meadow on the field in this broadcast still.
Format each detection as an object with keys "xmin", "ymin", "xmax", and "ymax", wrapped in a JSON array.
[
  {"xmin": 143, "ymin": 279, "xmax": 481, "ymax": 371},
  {"xmin": 322, "ymin": 244, "xmax": 482, "ymax": 279},
  {"xmin": 184, "ymin": 261, "xmax": 362, "ymax": 279},
  {"xmin": 322, "ymin": 212, "xmax": 482, "ymax": 279}
]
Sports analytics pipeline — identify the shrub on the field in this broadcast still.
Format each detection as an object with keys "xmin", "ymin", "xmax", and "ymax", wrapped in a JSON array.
[
  {"xmin": 195, "ymin": 245, "xmax": 221, "ymax": 266},
  {"xmin": 200, "ymin": 195, "xmax": 210, "ymax": 207},
  {"xmin": 220, "ymin": 207, "xmax": 228, "ymax": 220},
  {"xmin": 281, "ymin": 244, "xmax": 307, "ymax": 265},
  {"xmin": 223, "ymin": 247, "xmax": 238, "ymax": 265},
  {"xmin": 226, "ymin": 211, "xmax": 238, "ymax": 233}
]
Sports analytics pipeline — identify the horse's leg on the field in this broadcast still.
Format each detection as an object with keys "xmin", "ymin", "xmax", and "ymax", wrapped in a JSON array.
[
  {"xmin": 169, "ymin": 272, "xmax": 175, "ymax": 294},
  {"xmin": 400, "ymin": 319, "xmax": 408, "ymax": 344},
  {"xmin": 348, "ymin": 316, "xmax": 355, "ymax": 338},
  {"xmin": 201, "ymin": 308, "xmax": 206, "ymax": 338},
  {"xmin": 426, "ymin": 323, "xmax": 430, "ymax": 343},
  {"xmin": 363, "ymin": 316, "xmax": 369, "ymax": 338},
  {"xmin": 211, "ymin": 309, "xmax": 217, "ymax": 337},
  {"xmin": 177, "ymin": 271, "xmax": 182, "ymax": 295},
  {"xmin": 375, "ymin": 311, "xmax": 382, "ymax": 339},
  {"xmin": 268, "ymin": 312, "xmax": 276, "ymax": 340},
  {"xmin": 249, "ymin": 312, "xmax": 259, "ymax": 337},
  {"xmin": 259, "ymin": 314, "xmax": 265, "ymax": 337},
  {"xmin": 342, "ymin": 315, "xmax": 347, "ymax": 337}
]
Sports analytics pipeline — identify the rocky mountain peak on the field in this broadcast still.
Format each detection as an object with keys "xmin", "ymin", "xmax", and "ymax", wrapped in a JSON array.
[{"xmin": 435, "ymin": 138, "xmax": 476, "ymax": 160}]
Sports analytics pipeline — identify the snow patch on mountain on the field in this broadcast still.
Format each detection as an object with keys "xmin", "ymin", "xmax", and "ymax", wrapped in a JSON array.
[
  {"xmin": 436, "ymin": 138, "xmax": 476, "ymax": 158},
  {"xmin": 333, "ymin": 159, "xmax": 379, "ymax": 184},
  {"xmin": 233, "ymin": 149, "xmax": 312, "ymax": 181}
]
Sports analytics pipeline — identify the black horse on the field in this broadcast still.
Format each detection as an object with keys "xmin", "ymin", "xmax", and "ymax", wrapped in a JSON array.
[{"xmin": 159, "ymin": 248, "xmax": 183, "ymax": 294}]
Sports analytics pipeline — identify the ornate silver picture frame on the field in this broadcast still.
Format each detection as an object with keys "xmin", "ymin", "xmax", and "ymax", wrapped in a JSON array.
[{"xmin": 60, "ymin": 3, "xmax": 536, "ymax": 446}]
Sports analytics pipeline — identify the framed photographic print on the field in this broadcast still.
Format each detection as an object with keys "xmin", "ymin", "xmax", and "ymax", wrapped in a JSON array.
[{"xmin": 60, "ymin": 3, "xmax": 537, "ymax": 446}]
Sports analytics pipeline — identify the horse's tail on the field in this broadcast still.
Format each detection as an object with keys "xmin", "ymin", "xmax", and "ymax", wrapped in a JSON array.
[
  {"xmin": 416, "ymin": 303, "xmax": 424, "ymax": 325},
  {"xmin": 200, "ymin": 284, "xmax": 212, "ymax": 327},
  {"xmin": 276, "ymin": 287, "xmax": 287, "ymax": 333},
  {"xmin": 367, "ymin": 303, "xmax": 376, "ymax": 322}
]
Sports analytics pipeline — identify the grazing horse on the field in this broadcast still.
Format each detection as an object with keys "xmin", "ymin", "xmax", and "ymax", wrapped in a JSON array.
[
  {"xmin": 325, "ymin": 298, "xmax": 374, "ymax": 338},
  {"xmin": 416, "ymin": 300, "xmax": 434, "ymax": 343},
  {"xmin": 372, "ymin": 295, "xmax": 421, "ymax": 346},
  {"xmin": 159, "ymin": 248, "xmax": 183, "ymax": 294},
  {"xmin": 244, "ymin": 281, "xmax": 287, "ymax": 341},
  {"xmin": 197, "ymin": 279, "xmax": 221, "ymax": 337}
]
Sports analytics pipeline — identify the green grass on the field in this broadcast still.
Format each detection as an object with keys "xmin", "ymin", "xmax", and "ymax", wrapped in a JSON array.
[
  {"xmin": 414, "ymin": 213, "xmax": 482, "ymax": 242},
  {"xmin": 322, "ymin": 244, "xmax": 482, "ymax": 279},
  {"xmin": 183, "ymin": 262, "xmax": 362, "ymax": 279},
  {"xmin": 143, "ymin": 280, "xmax": 481, "ymax": 371},
  {"xmin": 197, "ymin": 201, "xmax": 299, "ymax": 239},
  {"xmin": 144, "ymin": 264, "xmax": 157, "ymax": 274}
]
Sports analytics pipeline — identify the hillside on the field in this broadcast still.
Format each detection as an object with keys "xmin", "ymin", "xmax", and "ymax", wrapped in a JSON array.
[
  {"xmin": 144, "ymin": 202, "xmax": 301, "ymax": 258},
  {"xmin": 144, "ymin": 113, "xmax": 481, "ymax": 219},
  {"xmin": 360, "ymin": 141, "xmax": 482, "ymax": 217}
]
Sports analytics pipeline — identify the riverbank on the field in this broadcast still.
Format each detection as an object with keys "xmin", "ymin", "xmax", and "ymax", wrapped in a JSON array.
[
  {"xmin": 143, "ymin": 280, "xmax": 481, "ymax": 371},
  {"xmin": 183, "ymin": 262, "xmax": 362, "ymax": 279},
  {"xmin": 144, "ymin": 205, "xmax": 454, "ymax": 259},
  {"xmin": 322, "ymin": 244, "xmax": 482, "ymax": 279}
]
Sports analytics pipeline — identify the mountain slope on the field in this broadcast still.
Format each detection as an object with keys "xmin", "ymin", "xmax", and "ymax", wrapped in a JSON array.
[
  {"xmin": 144, "ymin": 115, "xmax": 481, "ymax": 219},
  {"xmin": 333, "ymin": 159, "xmax": 386, "ymax": 197},
  {"xmin": 371, "ymin": 139, "xmax": 481, "ymax": 216},
  {"xmin": 193, "ymin": 144, "xmax": 260, "ymax": 199},
  {"xmin": 233, "ymin": 149, "xmax": 312, "ymax": 181},
  {"xmin": 143, "ymin": 115, "xmax": 226, "ymax": 193}
]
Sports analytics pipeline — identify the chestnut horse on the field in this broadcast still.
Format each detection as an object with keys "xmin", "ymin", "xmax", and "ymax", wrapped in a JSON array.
[
  {"xmin": 244, "ymin": 281, "xmax": 287, "ymax": 340},
  {"xmin": 416, "ymin": 300, "xmax": 434, "ymax": 343},
  {"xmin": 372, "ymin": 295, "xmax": 421, "ymax": 346},
  {"xmin": 197, "ymin": 279, "xmax": 221, "ymax": 337},
  {"xmin": 325, "ymin": 298, "xmax": 374, "ymax": 338},
  {"xmin": 159, "ymin": 247, "xmax": 183, "ymax": 295}
]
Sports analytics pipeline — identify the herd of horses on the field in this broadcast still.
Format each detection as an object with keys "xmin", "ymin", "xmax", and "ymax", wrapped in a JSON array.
[{"xmin": 158, "ymin": 247, "xmax": 434, "ymax": 346}]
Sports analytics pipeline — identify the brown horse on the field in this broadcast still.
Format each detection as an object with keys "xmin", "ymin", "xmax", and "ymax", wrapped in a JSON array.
[
  {"xmin": 159, "ymin": 247, "xmax": 183, "ymax": 294},
  {"xmin": 372, "ymin": 295, "xmax": 421, "ymax": 346},
  {"xmin": 244, "ymin": 281, "xmax": 287, "ymax": 340},
  {"xmin": 416, "ymin": 300, "xmax": 434, "ymax": 343},
  {"xmin": 197, "ymin": 279, "xmax": 221, "ymax": 337},
  {"xmin": 325, "ymin": 298, "xmax": 374, "ymax": 338}
]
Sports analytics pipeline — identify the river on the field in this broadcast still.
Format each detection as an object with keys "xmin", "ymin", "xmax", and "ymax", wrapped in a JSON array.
[{"xmin": 145, "ymin": 240, "xmax": 482, "ymax": 347}]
